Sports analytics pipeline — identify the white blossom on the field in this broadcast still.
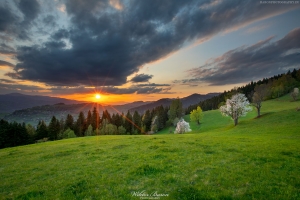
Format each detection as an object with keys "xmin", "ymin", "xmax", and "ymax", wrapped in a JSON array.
[
  {"xmin": 220, "ymin": 93, "xmax": 252, "ymax": 126},
  {"xmin": 174, "ymin": 119, "xmax": 191, "ymax": 134}
]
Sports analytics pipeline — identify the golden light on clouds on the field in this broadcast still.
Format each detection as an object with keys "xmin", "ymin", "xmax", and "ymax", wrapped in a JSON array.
[{"xmin": 109, "ymin": 0, "xmax": 123, "ymax": 10}]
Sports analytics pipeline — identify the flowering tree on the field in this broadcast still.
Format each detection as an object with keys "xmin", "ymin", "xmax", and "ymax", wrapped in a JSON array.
[
  {"xmin": 220, "ymin": 93, "xmax": 252, "ymax": 126},
  {"xmin": 290, "ymin": 88, "xmax": 299, "ymax": 101},
  {"xmin": 174, "ymin": 119, "xmax": 191, "ymax": 134}
]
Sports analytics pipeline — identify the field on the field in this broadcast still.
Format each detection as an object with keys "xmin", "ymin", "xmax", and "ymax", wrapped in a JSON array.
[{"xmin": 0, "ymin": 95, "xmax": 300, "ymax": 199}]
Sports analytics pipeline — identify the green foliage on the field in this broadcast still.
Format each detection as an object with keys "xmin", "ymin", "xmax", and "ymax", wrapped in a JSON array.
[
  {"xmin": 62, "ymin": 128, "xmax": 76, "ymax": 139},
  {"xmin": 100, "ymin": 123, "xmax": 118, "ymax": 135},
  {"xmin": 190, "ymin": 106, "xmax": 204, "ymax": 125},
  {"xmin": 117, "ymin": 125, "xmax": 126, "ymax": 135},
  {"xmin": 169, "ymin": 98, "xmax": 183, "ymax": 121},
  {"xmin": 84, "ymin": 124, "xmax": 93, "ymax": 136}
]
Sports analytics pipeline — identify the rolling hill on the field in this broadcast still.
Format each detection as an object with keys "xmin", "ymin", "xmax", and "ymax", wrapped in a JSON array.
[{"xmin": 0, "ymin": 95, "xmax": 299, "ymax": 199}]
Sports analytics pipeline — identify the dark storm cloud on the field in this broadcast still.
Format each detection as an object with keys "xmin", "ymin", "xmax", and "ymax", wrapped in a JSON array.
[
  {"xmin": 0, "ymin": 43, "xmax": 16, "ymax": 55},
  {"xmin": 0, "ymin": 5, "xmax": 16, "ymax": 32},
  {"xmin": 187, "ymin": 28, "xmax": 300, "ymax": 85},
  {"xmin": 0, "ymin": 60, "xmax": 15, "ymax": 68},
  {"xmin": 130, "ymin": 74, "xmax": 153, "ymax": 83},
  {"xmin": 42, "ymin": 15, "xmax": 57, "ymax": 28},
  {"xmin": 18, "ymin": 0, "xmax": 40, "ymax": 23},
  {"xmin": 5, "ymin": 0, "xmax": 300, "ymax": 86},
  {"xmin": 0, "ymin": 0, "xmax": 40, "ymax": 40}
]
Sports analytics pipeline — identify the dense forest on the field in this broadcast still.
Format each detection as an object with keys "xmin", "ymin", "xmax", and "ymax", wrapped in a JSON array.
[{"xmin": 1, "ymin": 69, "xmax": 300, "ymax": 149}]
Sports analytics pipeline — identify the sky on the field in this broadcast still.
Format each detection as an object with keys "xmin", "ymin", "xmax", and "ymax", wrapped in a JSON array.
[{"xmin": 0, "ymin": 0, "xmax": 300, "ymax": 104}]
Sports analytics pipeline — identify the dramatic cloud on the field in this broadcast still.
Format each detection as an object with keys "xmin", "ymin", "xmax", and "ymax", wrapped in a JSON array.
[
  {"xmin": 0, "ymin": 43, "xmax": 16, "ymax": 55},
  {"xmin": 130, "ymin": 74, "xmax": 153, "ymax": 83},
  {"xmin": 1, "ymin": 0, "xmax": 299, "ymax": 87},
  {"xmin": 0, "ymin": 81, "xmax": 44, "ymax": 94},
  {"xmin": 50, "ymin": 85, "xmax": 168, "ymax": 95},
  {"xmin": 0, "ymin": 60, "xmax": 15, "ymax": 68},
  {"xmin": 187, "ymin": 28, "xmax": 300, "ymax": 85}
]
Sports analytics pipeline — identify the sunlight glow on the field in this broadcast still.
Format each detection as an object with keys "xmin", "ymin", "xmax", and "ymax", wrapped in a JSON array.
[{"xmin": 95, "ymin": 94, "xmax": 101, "ymax": 99}]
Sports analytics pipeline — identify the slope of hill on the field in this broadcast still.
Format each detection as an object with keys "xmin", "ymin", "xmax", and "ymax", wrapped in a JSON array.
[
  {"xmin": 129, "ymin": 93, "xmax": 219, "ymax": 113},
  {"xmin": 0, "ymin": 93, "xmax": 83, "ymax": 113},
  {"xmin": 1, "ymin": 95, "xmax": 299, "ymax": 199}
]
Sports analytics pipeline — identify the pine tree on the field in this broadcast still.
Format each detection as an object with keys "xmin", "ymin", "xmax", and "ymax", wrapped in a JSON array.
[
  {"xmin": 36, "ymin": 120, "xmax": 48, "ymax": 140},
  {"xmin": 75, "ymin": 111, "xmax": 86, "ymax": 136},
  {"xmin": 65, "ymin": 114, "xmax": 74, "ymax": 130},
  {"xmin": 132, "ymin": 111, "xmax": 141, "ymax": 134},
  {"xmin": 86, "ymin": 110, "xmax": 92, "ymax": 127},
  {"xmin": 142, "ymin": 110, "xmax": 151, "ymax": 133},
  {"xmin": 114, "ymin": 113, "xmax": 123, "ymax": 127},
  {"xmin": 124, "ymin": 111, "xmax": 133, "ymax": 134},
  {"xmin": 48, "ymin": 116, "xmax": 60, "ymax": 140},
  {"xmin": 92, "ymin": 107, "xmax": 100, "ymax": 130},
  {"xmin": 168, "ymin": 98, "xmax": 183, "ymax": 122}
]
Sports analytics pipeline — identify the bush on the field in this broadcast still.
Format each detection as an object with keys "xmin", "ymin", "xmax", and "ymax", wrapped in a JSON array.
[{"xmin": 62, "ymin": 128, "xmax": 76, "ymax": 139}]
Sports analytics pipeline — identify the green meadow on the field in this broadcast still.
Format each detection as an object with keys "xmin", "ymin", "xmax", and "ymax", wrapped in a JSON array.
[{"xmin": 0, "ymin": 95, "xmax": 300, "ymax": 200}]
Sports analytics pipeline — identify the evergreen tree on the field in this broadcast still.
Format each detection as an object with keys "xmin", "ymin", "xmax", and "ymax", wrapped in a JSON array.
[
  {"xmin": 92, "ymin": 107, "xmax": 100, "ymax": 130},
  {"xmin": 75, "ymin": 111, "xmax": 86, "ymax": 136},
  {"xmin": 142, "ymin": 110, "xmax": 152, "ymax": 132},
  {"xmin": 114, "ymin": 113, "xmax": 123, "ymax": 127},
  {"xmin": 0, "ymin": 119, "xmax": 10, "ymax": 148},
  {"xmin": 168, "ymin": 98, "xmax": 183, "ymax": 122},
  {"xmin": 36, "ymin": 120, "xmax": 48, "ymax": 140},
  {"xmin": 26, "ymin": 124, "xmax": 36, "ymax": 143},
  {"xmin": 48, "ymin": 116, "xmax": 60, "ymax": 140},
  {"xmin": 132, "ymin": 111, "xmax": 141, "ymax": 134},
  {"xmin": 101, "ymin": 110, "xmax": 111, "ymax": 123},
  {"xmin": 124, "ymin": 111, "xmax": 133, "ymax": 134},
  {"xmin": 86, "ymin": 110, "xmax": 92, "ymax": 127},
  {"xmin": 65, "ymin": 114, "xmax": 74, "ymax": 130}
]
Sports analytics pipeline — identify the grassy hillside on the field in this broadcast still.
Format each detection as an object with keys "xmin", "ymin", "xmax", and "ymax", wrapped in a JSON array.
[{"xmin": 0, "ymin": 96, "xmax": 299, "ymax": 199}]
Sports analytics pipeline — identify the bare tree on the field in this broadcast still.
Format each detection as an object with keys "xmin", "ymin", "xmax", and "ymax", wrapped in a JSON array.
[{"xmin": 251, "ymin": 84, "xmax": 269, "ymax": 117}]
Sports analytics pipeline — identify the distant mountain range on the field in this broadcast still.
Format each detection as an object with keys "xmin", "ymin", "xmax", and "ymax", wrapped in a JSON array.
[
  {"xmin": 129, "ymin": 93, "xmax": 220, "ymax": 113},
  {"xmin": 1, "ymin": 92, "xmax": 219, "ymax": 126},
  {"xmin": 0, "ymin": 93, "xmax": 83, "ymax": 113}
]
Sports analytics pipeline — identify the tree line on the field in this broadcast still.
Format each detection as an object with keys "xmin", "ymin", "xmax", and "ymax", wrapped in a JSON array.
[
  {"xmin": 0, "ymin": 101, "xmax": 186, "ymax": 149},
  {"xmin": 186, "ymin": 68, "xmax": 300, "ymax": 114}
]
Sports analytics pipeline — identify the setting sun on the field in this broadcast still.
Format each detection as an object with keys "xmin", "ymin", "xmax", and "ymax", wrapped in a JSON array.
[{"xmin": 95, "ymin": 94, "xmax": 101, "ymax": 99}]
